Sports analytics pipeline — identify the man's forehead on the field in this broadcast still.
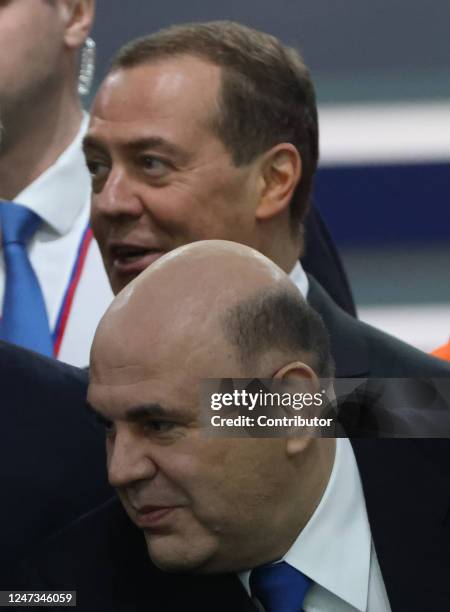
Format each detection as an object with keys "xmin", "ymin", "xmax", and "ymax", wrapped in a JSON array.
[
  {"xmin": 89, "ymin": 345, "xmax": 171, "ymax": 398},
  {"xmin": 91, "ymin": 57, "xmax": 222, "ymax": 124},
  {"xmin": 88, "ymin": 360, "xmax": 199, "ymax": 421},
  {"xmin": 91, "ymin": 325, "xmax": 168, "ymax": 381}
]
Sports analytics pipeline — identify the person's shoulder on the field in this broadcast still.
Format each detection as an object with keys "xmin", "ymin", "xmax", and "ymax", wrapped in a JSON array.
[
  {"xmin": 308, "ymin": 278, "xmax": 450, "ymax": 377},
  {"xmin": 355, "ymin": 318, "xmax": 450, "ymax": 377},
  {"xmin": 16, "ymin": 499, "xmax": 138, "ymax": 609},
  {"xmin": 0, "ymin": 340, "xmax": 88, "ymax": 389},
  {"xmin": 45, "ymin": 497, "xmax": 139, "ymax": 559}
]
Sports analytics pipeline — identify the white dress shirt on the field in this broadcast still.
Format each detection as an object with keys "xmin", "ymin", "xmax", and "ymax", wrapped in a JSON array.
[
  {"xmin": 290, "ymin": 260, "xmax": 309, "ymax": 300},
  {"xmin": 240, "ymin": 438, "xmax": 391, "ymax": 611},
  {"xmin": 0, "ymin": 114, "xmax": 113, "ymax": 366}
]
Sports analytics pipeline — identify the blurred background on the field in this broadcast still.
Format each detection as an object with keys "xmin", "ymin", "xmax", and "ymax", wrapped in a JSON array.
[{"xmin": 91, "ymin": 0, "xmax": 450, "ymax": 351}]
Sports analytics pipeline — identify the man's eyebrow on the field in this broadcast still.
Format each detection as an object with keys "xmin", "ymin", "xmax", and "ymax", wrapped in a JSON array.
[
  {"xmin": 126, "ymin": 404, "xmax": 178, "ymax": 421},
  {"xmin": 85, "ymin": 402, "xmax": 111, "ymax": 426},
  {"xmin": 86, "ymin": 402, "xmax": 185, "ymax": 424},
  {"xmin": 123, "ymin": 137, "xmax": 186, "ymax": 159},
  {"xmin": 82, "ymin": 135, "xmax": 107, "ymax": 154},
  {"xmin": 82, "ymin": 135, "xmax": 188, "ymax": 161}
]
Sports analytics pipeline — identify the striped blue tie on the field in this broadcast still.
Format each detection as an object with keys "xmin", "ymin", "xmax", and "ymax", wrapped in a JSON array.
[
  {"xmin": 250, "ymin": 561, "xmax": 312, "ymax": 612},
  {"xmin": 0, "ymin": 202, "xmax": 53, "ymax": 356}
]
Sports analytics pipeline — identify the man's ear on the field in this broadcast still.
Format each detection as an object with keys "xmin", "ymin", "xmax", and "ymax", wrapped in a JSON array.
[
  {"xmin": 273, "ymin": 360, "xmax": 319, "ymax": 456},
  {"xmin": 273, "ymin": 360, "xmax": 319, "ymax": 391},
  {"xmin": 255, "ymin": 143, "xmax": 301, "ymax": 221},
  {"xmin": 59, "ymin": 0, "xmax": 95, "ymax": 50}
]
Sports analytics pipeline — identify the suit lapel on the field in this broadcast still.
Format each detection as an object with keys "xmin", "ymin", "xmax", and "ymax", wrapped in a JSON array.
[{"xmin": 307, "ymin": 276, "xmax": 370, "ymax": 378}]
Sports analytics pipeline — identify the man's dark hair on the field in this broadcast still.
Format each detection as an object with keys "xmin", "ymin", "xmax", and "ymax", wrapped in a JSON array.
[
  {"xmin": 222, "ymin": 288, "xmax": 334, "ymax": 379},
  {"xmin": 111, "ymin": 21, "xmax": 319, "ymax": 225}
]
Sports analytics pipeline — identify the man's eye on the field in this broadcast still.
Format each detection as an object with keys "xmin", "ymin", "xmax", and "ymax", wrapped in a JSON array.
[
  {"xmin": 143, "ymin": 420, "xmax": 175, "ymax": 434},
  {"xmin": 105, "ymin": 421, "xmax": 116, "ymax": 435},
  {"xmin": 86, "ymin": 159, "xmax": 109, "ymax": 177},
  {"xmin": 85, "ymin": 159, "xmax": 110, "ymax": 193},
  {"xmin": 140, "ymin": 156, "xmax": 170, "ymax": 177},
  {"xmin": 95, "ymin": 414, "xmax": 116, "ymax": 435}
]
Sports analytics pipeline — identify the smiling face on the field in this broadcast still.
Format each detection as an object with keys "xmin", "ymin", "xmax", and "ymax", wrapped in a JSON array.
[
  {"xmin": 88, "ymin": 304, "xmax": 300, "ymax": 574},
  {"xmin": 85, "ymin": 56, "xmax": 264, "ymax": 294}
]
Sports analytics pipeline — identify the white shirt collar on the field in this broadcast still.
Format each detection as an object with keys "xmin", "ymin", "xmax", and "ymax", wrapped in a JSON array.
[
  {"xmin": 240, "ymin": 439, "xmax": 372, "ymax": 611},
  {"xmin": 289, "ymin": 260, "xmax": 309, "ymax": 299},
  {"xmin": 15, "ymin": 113, "xmax": 90, "ymax": 236}
]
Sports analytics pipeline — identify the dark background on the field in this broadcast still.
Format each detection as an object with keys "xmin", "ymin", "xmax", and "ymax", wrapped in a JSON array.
[{"xmin": 92, "ymin": 0, "xmax": 450, "ymax": 103}]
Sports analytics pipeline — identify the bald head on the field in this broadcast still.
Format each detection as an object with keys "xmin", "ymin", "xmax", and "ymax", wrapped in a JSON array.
[{"xmin": 91, "ymin": 240, "xmax": 330, "ymax": 379}]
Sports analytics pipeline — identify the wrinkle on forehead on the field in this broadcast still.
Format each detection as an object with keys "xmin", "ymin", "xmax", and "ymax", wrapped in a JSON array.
[{"xmin": 89, "ymin": 344, "xmax": 154, "ymax": 386}]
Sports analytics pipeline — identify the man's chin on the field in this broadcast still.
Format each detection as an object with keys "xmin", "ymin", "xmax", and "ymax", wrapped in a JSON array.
[{"xmin": 144, "ymin": 532, "xmax": 216, "ymax": 574}]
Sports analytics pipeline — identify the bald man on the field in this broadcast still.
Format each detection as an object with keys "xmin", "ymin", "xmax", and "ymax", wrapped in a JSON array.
[{"xmin": 21, "ymin": 241, "xmax": 450, "ymax": 612}]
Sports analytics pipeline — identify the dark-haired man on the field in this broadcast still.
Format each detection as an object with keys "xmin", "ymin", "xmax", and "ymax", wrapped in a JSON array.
[
  {"xmin": 21, "ymin": 241, "xmax": 450, "ymax": 611},
  {"xmin": 84, "ymin": 21, "xmax": 449, "ymax": 380}
]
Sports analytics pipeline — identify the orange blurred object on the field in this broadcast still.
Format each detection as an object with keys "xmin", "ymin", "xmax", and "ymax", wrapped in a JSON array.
[{"xmin": 432, "ymin": 340, "xmax": 450, "ymax": 362}]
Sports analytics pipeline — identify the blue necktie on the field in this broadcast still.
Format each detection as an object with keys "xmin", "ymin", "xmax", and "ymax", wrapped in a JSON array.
[
  {"xmin": 250, "ymin": 561, "xmax": 312, "ymax": 612},
  {"xmin": 0, "ymin": 201, "xmax": 53, "ymax": 356}
]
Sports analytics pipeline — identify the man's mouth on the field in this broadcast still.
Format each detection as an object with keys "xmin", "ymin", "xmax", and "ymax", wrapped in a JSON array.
[
  {"xmin": 109, "ymin": 244, "xmax": 165, "ymax": 275},
  {"xmin": 133, "ymin": 505, "xmax": 177, "ymax": 528}
]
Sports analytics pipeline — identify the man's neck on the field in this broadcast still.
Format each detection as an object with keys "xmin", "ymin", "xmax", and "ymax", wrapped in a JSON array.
[
  {"xmin": 292, "ymin": 438, "xmax": 336, "ymax": 537},
  {"xmin": 0, "ymin": 89, "xmax": 83, "ymax": 200},
  {"xmin": 239, "ymin": 438, "xmax": 336, "ymax": 574},
  {"xmin": 259, "ymin": 220, "xmax": 302, "ymax": 274}
]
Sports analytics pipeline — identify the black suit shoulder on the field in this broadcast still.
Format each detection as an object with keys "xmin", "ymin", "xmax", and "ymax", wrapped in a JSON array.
[
  {"xmin": 0, "ymin": 339, "xmax": 88, "ymax": 391},
  {"xmin": 307, "ymin": 278, "xmax": 450, "ymax": 378},
  {"xmin": 0, "ymin": 342, "xmax": 113, "ymax": 586},
  {"xmin": 346, "ymin": 311, "xmax": 450, "ymax": 377},
  {"xmin": 18, "ymin": 499, "xmax": 142, "ymax": 610}
]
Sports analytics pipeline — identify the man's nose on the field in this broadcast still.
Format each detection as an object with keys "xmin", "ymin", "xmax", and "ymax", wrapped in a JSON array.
[
  {"xmin": 93, "ymin": 166, "xmax": 144, "ymax": 219},
  {"xmin": 107, "ymin": 429, "xmax": 157, "ymax": 488}
]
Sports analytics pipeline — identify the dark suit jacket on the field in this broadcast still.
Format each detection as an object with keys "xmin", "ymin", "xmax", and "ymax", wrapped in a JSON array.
[
  {"xmin": 17, "ymin": 438, "xmax": 450, "ymax": 612},
  {"xmin": 308, "ymin": 277, "xmax": 450, "ymax": 436},
  {"xmin": 302, "ymin": 206, "xmax": 356, "ymax": 317},
  {"xmin": 308, "ymin": 276, "xmax": 450, "ymax": 379},
  {"xmin": 351, "ymin": 438, "xmax": 450, "ymax": 612},
  {"xmin": 0, "ymin": 341, "xmax": 113, "ymax": 588}
]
